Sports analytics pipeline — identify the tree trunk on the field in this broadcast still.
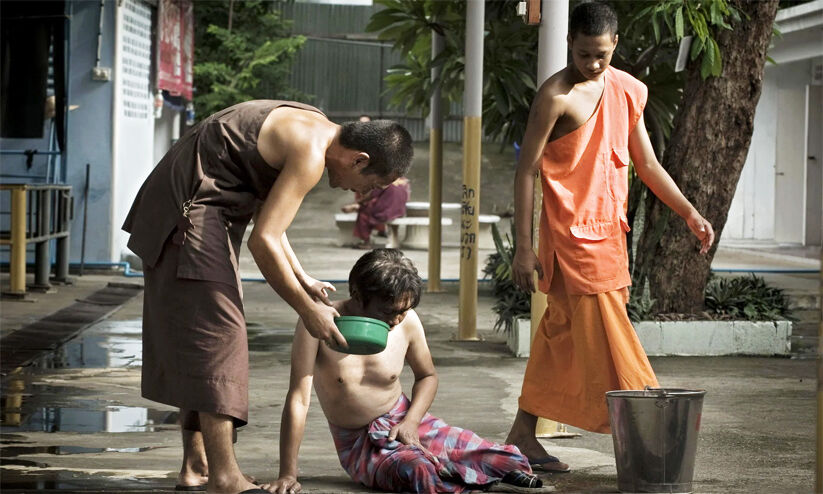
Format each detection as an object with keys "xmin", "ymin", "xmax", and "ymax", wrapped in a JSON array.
[{"xmin": 633, "ymin": 0, "xmax": 779, "ymax": 314}]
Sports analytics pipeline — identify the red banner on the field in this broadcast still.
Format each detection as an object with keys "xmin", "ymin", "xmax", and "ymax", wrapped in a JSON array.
[{"xmin": 157, "ymin": 0, "xmax": 193, "ymax": 100}]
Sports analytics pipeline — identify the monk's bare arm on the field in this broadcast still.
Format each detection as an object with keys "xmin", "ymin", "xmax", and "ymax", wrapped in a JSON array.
[
  {"xmin": 512, "ymin": 82, "xmax": 563, "ymax": 292},
  {"xmin": 270, "ymin": 320, "xmax": 319, "ymax": 492},
  {"xmin": 389, "ymin": 310, "xmax": 437, "ymax": 445},
  {"xmin": 628, "ymin": 114, "xmax": 715, "ymax": 254},
  {"xmin": 248, "ymin": 134, "xmax": 345, "ymax": 346},
  {"xmin": 280, "ymin": 232, "xmax": 335, "ymax": 305}
]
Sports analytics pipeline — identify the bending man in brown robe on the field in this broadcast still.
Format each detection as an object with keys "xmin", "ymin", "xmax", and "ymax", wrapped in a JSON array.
[{"xmin": 123, "ymin": 101, "xmax": 413, "ymax": 494}]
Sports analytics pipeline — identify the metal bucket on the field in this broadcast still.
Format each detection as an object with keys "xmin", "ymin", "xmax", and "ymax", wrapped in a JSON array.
[{"xmin": 606, "ymin": 387, "xmax": 706, "ymax": 493}]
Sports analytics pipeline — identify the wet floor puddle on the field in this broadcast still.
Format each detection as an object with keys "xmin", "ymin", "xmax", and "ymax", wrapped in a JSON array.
[{"xmin": 1, "ymin": 320, "xmax": 292, "ymax": 434}]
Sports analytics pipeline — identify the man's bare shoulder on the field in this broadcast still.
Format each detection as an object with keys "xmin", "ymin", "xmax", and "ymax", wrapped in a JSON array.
[
  {"xmin": 258, "ymin": 106, "xmax": 336, "ymax": 167},
  {"xmin": 534, "ymin": 69, "xmax": 575, "ymax": 112}
]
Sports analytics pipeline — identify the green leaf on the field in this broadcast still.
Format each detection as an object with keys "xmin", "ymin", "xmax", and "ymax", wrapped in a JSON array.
[
  {"xmin": 690, "ymin": 34, "xmax": 704, "ymax": 60},
  {"xmin": 652, "ymin": 11, "xmax": 661, "ymax": 43},
  {"xmin": 675, "ymin": 7, "xmax": 684, "ymax": 39}
]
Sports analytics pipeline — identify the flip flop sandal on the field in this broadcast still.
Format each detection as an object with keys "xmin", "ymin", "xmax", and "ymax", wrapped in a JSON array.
[
  {"xmin": 529, "ymin": 455, "xmax": 571, "ymax": 473},
  {"xmin": 489, "ymin": 470, "xmax": 556, "ymax": 493},
  {"xmin": 174, "ymin": 485, "xmax": 206, "ymax": 492}
]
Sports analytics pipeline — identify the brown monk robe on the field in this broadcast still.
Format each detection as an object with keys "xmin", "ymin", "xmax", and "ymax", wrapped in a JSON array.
[
  {"xmin": 123, "ymin": 100, "xmax": 414, "ymax": 493},
  {"xmin": 125, "ymin": 101, "xmax": 319, "ymax": 425}
]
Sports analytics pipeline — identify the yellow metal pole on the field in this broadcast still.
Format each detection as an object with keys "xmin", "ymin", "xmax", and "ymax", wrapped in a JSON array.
[
  {"xmin": 9, "ymin": 186, "xmax": 27, "ymax": 295},
  {"xmin": 427, "ymin": 30, "xmax": 445, "ymax": 293},
  {"xmin": 458, "ymin": 0, "xmax": 483, "ymax": 340},
  {"xmin": 532, "ymin": 0, "xmax": 570, "ymax": 439},
  {"xmin": 428, "ymin": 126, "xmax": 443, "ymax": 293},
  {"xmin": 458, "ymin": 116, "xmax": 481, "ymax": 340},
  {"xmin": 530, "ymin": 177, "xmax": 558, "ymax": 437}
]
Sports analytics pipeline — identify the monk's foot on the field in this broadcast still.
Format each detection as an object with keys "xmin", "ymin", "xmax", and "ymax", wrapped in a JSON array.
[
  {"xmin": 177, "ymin": 465, "xmax": 208, "ymax": 490},
  {"xmin": 206, "ymin": 473, "xmax": 259, "ymax": 494},
  {"xmin": 506, "ymin": 431, "xmax": 549, "ymax": 460}
]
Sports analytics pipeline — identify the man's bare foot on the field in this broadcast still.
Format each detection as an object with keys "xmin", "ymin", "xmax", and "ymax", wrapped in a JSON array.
[
  {"xmin": 177, "ymin": 474, "xmax": 257, "ymax": 490},
  {"xmin": 506, "ymin": 432, "xmax": 570, "ymax": 474},
  {"xmin": 206, "ymin": 472, "xmax": 260, "ymax": 494}
]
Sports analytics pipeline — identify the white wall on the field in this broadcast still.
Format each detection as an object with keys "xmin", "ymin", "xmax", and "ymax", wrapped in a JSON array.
[
  {"xmin": 723, "ymin": 57, "xmax": 820, "ymax": 244},
  {"xmin": 111, "ymin": 0, "xmax": 156, "ymax": 262}
]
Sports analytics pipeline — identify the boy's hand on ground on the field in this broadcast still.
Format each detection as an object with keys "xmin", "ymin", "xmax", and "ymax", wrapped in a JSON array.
[
  {"xmin": 301, "ymin": 303, "xmax": 347, "ymax": 349},
  {"xmin": 260, "ymin": 476, "xmax": 301, "ymax": 494},
  {"xmin": 685, "ymin": 211, "xmax": 715, "ymax": 255},
  {"xmin": 512, "ymin": 249, "xmax": 543, "ymax": 293}
]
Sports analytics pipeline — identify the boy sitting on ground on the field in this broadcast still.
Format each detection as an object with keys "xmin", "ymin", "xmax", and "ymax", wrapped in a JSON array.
[{"xmin": 262, "ymin": 249, "xmax": 553, "ymax": 494}]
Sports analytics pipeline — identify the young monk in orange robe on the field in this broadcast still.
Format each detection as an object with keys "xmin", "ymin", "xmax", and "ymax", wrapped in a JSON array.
[{"xmin": 505, "ymin": 2, "xmax": 715, "ymax": 473}]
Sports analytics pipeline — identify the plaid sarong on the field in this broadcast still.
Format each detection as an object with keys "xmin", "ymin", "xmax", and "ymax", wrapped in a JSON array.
[{"xmin": 328, "ymin": 394, "xmax": 531, "ymax": 493}]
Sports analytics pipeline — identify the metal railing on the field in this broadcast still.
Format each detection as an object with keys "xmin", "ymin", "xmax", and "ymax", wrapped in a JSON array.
[{"xmin": 0, "ymin": 184, "xmax": 73, "ymax": 296}]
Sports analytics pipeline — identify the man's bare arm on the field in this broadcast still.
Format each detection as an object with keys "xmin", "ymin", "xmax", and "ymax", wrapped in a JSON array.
[
  {"xmin": 280, "ymin": 232, "xmax": 335, "ymax": 305},
  {"xmin": 247, "ymin": 138, "xmax": 345, "ymax": 346},
  {"xmin": 628, "ymin": 114, "xmax": 715, "ymax": 254},
  {"xmin": 512, "ymin": 81, "xmax": 563, "ymax": 292}
]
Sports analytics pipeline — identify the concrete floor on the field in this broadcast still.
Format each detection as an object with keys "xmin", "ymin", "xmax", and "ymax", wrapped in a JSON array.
[
  {"xmin": 1, "ymin": 142, "xmax": 820, "ymax": 492},
  {"xmin": 0, "ymin": 276, "xmax": 817, "ymax": 493}
]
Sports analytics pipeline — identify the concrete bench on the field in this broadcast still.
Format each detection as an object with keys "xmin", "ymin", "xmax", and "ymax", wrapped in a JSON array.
[
  {"xmin": 388, "ymin": 216, "xmax": 454, "ymax": 249},
  {"xmin": 334, "ymin": 212, "xmax": 359, "ymax": 246},
  {"xmin": 335, "ymin": 212, "xmax": 496, "ymax": 250},
  {"xmin": 476, "ymin": 214, "xmax": 502, "ymax": 250},
  {"xmin": 405, "ymin": 201, "xmax": 462, "ymax": 218},
  {"xmin": 334, "ymin": 213, "xmax": 452, "ymax": 249}
]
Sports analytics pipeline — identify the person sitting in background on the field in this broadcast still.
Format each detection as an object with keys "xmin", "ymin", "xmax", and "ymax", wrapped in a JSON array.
[
  {"xmin": 263, "ymin": 249, "xmax": 552, "ymax": 494},
  {"xmin": 341, "ymin": 177, "xmax": 410, "ymax": 249}
]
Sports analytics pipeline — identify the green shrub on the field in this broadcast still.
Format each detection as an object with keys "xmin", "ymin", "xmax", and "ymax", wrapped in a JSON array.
[
  {"xmin": 704, "ymin": 274, "xmax": 793, "ymax": 321},
  {"xmin": 483, "ymin": 222, "xmax": 530, "ymax": 333},
  {"xmin": 627, "ymin": 293, "xmax": 656, "ymax": 323}
]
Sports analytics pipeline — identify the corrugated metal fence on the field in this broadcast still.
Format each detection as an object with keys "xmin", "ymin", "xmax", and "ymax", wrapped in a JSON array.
[{"xmin": 275, "ymin": 2, "xmax": 464, "ymax": 141}]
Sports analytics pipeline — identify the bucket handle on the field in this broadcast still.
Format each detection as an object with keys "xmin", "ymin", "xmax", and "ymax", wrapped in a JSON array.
[{"xmin": 644, "ymin": 386, "xmax": 672, "ymax": 408}]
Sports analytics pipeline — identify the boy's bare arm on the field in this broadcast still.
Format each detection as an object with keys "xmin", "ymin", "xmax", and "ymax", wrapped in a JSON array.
[
  {"xmin": 266, "ymin": 320, "xmax": 319, "ymax": 494},
  {"xmin": 628, "ymin": 113, "xmax": 715, "ymax": 254},
  {"xmin": 390, "ymin": 310, "xmax": 437, "ymax": 446},
  {"xmin": 513, "ymin": 81, "xmax": 564, "ymax": 292}
]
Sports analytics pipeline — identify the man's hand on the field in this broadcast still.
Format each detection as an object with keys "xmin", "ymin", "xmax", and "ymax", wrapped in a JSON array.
[
  {"xmin": 389, "ymin": 418, "xmax": 422, "ymax": 447},
  {"xmin": 260, "ymin": 476, "xmax": 301, "ymax": 494},
  {"xmin": 685, "ymin": 211, "xmax": 715, "ymax": 255},
  {"xmin": 300, "ymin": 275, "xmax": 335, "ymax": 306},
  {"xmin": 300, "ymin": 302, "xmax": 347, "ymax": 349},
  {"xmin": 512, "ymin": 248, "xmax": 544, "ymax": 293}
]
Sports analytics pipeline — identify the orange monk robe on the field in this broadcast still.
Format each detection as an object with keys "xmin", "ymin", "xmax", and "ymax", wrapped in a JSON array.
[{"xmin": 519, "ymin": 66, "xmax": 658, "ymax": 434}]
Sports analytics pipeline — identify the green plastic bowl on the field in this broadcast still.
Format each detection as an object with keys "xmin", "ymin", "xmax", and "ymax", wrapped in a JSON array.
[{"xmin": 332, "ymin": 316, "xmax": 390, "ymax": 355}]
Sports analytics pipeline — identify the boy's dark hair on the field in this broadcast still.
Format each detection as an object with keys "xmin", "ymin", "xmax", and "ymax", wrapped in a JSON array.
[
  {"xmin": 569, "ymin": 2, "xmax": 618, "ymax": 39},
  {"xmin": 349, "ymin": 248, "xmax": 422, "ymax": 310},
  {"xmin": 339, "ymin": 120, "xmax": 414, "ymax": 178}
]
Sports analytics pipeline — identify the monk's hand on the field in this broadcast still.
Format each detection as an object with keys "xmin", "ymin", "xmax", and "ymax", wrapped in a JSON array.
[
  {"xmin": 260, "ymin": 476, "xmax": 301, "ymax": 494},
  {"xmin": 388, "ymin": 419, "xmax": 421, "ymax": 447},
  {"xmin": 300, "ymin": 274, "xmax": 335, "ymax": 306},
  {"xmin": 685, "ymin": 210, "xmax": 715, "ymax": 255},
  {"xmin": 512, "ymin": 247, "xmax": 543, "ymax": 293},
  {"xmin": 302, "ymin": 303, "xmax": 348, "ymax": 349}
]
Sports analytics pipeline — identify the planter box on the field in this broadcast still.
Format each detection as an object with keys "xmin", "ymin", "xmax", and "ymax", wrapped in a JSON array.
[
  {"xmin": 508, "ymin": 319, "xmax": 792, "ymax": 357},
  {"xmin": 636, "ymin": 320, "xmax": 792, "ymax": 356},
  {"xmin": 507, "ymin": 318, "xmax": 532, "ymax": 358}
]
